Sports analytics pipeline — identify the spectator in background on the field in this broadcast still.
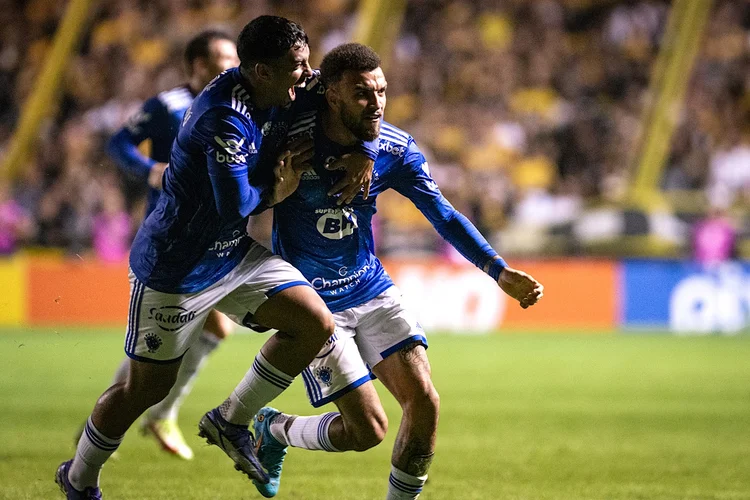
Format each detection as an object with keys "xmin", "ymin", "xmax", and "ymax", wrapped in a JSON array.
[
  {"xmin": 91, "ymin": 183, "xmax": 131, "ymax": 263},
  {"xmin": 693, "ymin": 189, "xmax": 736, "ymax": 267},
  {"xmin": 0, "ymin": 181, "xmax": 32, "ymax": 255}
]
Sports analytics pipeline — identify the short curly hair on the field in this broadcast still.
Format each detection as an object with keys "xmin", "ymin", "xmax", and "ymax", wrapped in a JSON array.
[{"xmin": 320, "ymin": 43, "xmax": 381, "ymax": 87}]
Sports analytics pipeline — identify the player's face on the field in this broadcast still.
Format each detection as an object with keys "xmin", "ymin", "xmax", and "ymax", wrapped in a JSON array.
[
  {"xmin": 335, "ymin": 68, "xmax": 386, "ymax": 141},
  {"xmin": 193, "ymin": 39, "xmax": 239, "ymax": 87},
  {"xmin": 266, "ymin": 43, "xmax": 313, "ymax": 106},
  {"xmin": 207, "ymin": 39, "xmax": 239, "ymax": 77}
]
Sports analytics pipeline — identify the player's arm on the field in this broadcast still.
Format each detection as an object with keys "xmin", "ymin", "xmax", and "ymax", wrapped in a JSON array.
[
  {"xmin": 392, "ymin": 146, "xmax": 543, "ymax": 309},
  {"xmin": 294, "ymin": 71, "xmax": 378, "ymax": 203},
  {"xmin": 107, "ymin": 98, "xmax": 168, "ymax": 188},
  {"xmin": 197, "ymin": 108, "xmax": 267, "ymax": 223}
]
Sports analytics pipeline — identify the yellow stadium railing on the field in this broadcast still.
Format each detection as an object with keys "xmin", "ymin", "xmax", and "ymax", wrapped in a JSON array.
[
  {"xmin": 1, "ymin": 0, "xmax": 98, "ymax": 181},
  {"xmin": 353, "ymin": 0, "xmax": 407, "ymax": 69},
  {"xmin": 628, "ymin": 0, "xmax": 713, "ymax": 209}
]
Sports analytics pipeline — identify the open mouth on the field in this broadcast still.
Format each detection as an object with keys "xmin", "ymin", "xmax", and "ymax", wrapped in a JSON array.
[
  {"xmin": 365, "ymin": 114, "xmax": 382, "ymax": 122},
  {"xmin": 288, "ymin": 81, "xmax": 305, "ymax": 101}
]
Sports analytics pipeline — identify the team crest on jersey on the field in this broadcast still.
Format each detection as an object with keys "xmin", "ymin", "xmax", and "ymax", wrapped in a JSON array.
[
  {"xmin": 315, "ymin": 366, "xmax": 334, "ymax": 387},
  {"xmin": 144, "ymin": 333, "xmax": 163, "ymax": 353}
]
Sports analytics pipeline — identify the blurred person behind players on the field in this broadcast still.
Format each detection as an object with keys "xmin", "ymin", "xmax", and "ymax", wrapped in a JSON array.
[{"xmin": 105, "ymin": 29, "xmax": 239, "ymax": 460}]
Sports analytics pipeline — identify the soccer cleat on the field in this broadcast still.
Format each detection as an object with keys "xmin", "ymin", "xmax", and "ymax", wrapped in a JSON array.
[
  {"xmin": 252, "ymin": 407, "xmax": 288, "ymax": 498},
  {"xmin": 141, "ymin": 417, "xmax": 194, "ymax": 460},
  {"xmin": 55, "ymin": 460, "xmax": 103, "ymax": 500},
  {"xmin": 198, "ymin": 408, "xmax": 270, "ymax": 485}
]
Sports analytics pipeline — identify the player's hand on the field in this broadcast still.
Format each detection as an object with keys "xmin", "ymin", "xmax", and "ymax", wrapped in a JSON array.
[
  {"xmin": 284, "ymin": 136, "xmax": 315, "ymax": 173},
  {"xmin": 267, "ymin": 140, "xmax": 313, "ymax": 206},
  {"xmin": 326, "ymin": 153, "xmax": 374, "ymax": 205},
  {"xmin": 148, "ymin": 162, "xmax": 168, "ymax": 190},
  {"xmin": 498, "ymin": 267, "xmax": 544, "ymax": 309}
]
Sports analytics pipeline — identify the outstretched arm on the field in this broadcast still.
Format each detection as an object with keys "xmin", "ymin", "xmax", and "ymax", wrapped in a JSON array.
[{"xmin": 393, "ymin": 155, "xmax": 543, "ymax": 308}]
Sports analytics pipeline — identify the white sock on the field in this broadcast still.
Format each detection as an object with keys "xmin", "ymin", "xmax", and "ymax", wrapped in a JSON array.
[
  {"xmin": 110, "ymin": 357, "xmax": 130, "ymax": 385},
  {"xmin": 270, "ymin": 412, "xmax": 340, "ymax": 451},
  {"xmin": 68, "ymin": 417, "xmax": 123, "ymax": 490},
  {"xmin": 148, "ymin": 330, "xmax": 220, "ymax": 421},
  {"xmin": 223, "ymin": 352, "xmax": 294, "ymax": 426},
  {"xmin": 387, "ymin": 466, "xmax": 427, "ymax": 500}
]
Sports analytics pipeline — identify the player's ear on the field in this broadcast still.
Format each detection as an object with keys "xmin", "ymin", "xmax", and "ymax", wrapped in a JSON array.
[
  {"xmin": 325, "ymin": 86, "xmax": 340, "ymax": 111},
  {"xmin": 254, "ymin": 62, "xmax": 272, "ymax": 82}
]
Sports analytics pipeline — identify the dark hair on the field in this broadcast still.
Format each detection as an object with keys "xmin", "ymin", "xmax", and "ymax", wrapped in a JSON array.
[
  {"xmin": 184, "ymin": 30, "xmax": 234, "ymax": 70},
  {"xmin": 237, "ymin": 15, "xmax": 308, "ymax": 68},
  {"xmin": 320, "ymin": 43, "xmax": 381, "ymax": 86}
]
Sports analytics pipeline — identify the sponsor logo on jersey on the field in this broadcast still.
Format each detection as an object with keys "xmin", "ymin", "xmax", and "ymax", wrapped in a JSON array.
[
  {"xmin": 148, "ymin": 306, "xmax": 197, "ymax": 332},
  {"xmin": 301, "ymin": 170, "xmax": 320, "ymax": 181},
  {"xmin": 379, "ymin": 140, "xmax": 406, "ymax": 157},
  {"xmin": 315, "ymin": 208, "xmax": 357, "ymax": 240},
  {"xmin": 214, "ymin": 135, "xmax": 253, "ymax": 163},
  {"xmin": 262, "ymin": 121, "xmax": 272, "ymax": 136},
  {"xmin": 209, "ymin": 231, "xmax": 247, "ymax": 257},
  {"xmin": 310, "ymin": 264, "xmax": 373, "ymax": 291}
]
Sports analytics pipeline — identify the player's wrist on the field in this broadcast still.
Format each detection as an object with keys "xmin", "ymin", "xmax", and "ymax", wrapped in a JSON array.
[{"xmin": 486, "ymin": 257, "xmax": 507, "ymax": 281}]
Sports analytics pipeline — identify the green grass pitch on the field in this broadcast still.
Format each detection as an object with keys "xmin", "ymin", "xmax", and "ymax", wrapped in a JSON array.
[{"xmin": 1, "ymin": 328, "xmax": 749, "ymax": 499}]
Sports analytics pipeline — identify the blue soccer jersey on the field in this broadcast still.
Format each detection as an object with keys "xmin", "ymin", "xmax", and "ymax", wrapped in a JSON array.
[
  {"xmin": 273, "ymin": 119, "xmax": 501, "ymax": 313},
  {"xmin": 107, "ymin": 85, "xmax": 194, "ymax": 215},
  {"xmin": 129, "ymin": 68, "xmax": 378, "ymax": 294}
]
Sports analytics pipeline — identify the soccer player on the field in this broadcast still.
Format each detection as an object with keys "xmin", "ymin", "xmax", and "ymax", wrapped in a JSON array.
[
  {"xmin": 55, "ymin": 17, "xmax": 377, "ymax": 500},
  {"xmin": 249, "ymin": 43, "xmax": 544, "ymax": 499},
  {"xmin": 104, "ymin": 29, "xmax": 239, "ymax": 461}
]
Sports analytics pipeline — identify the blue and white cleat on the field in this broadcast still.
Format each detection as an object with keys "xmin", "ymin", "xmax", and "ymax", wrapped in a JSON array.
[
  {"xmin": 55, "ymin": 460, "xmax": 103, "ymax": 500},
  {"xmin": 198, "ymin": 408, "xmax": 270, "ymax": 485},
  {"xmin": 252, "ymin": 407, "xmax": 288, "ymax": 498}
]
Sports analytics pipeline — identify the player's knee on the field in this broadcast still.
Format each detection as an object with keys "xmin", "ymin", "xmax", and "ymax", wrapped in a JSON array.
[
  {"xmin": 125, "ymin": 373, "xmax": 176, "ymax": 408},
  {"xmin": 406, "ymin": 384, "xmax": 440, "ymax": 424},
  {"xmin": 309, "ymin": 306, "xmax": 336, "ymax": 342},
  {"xmin": 351, "ymin": 411, "xmax": 388, "ymax": 451}
]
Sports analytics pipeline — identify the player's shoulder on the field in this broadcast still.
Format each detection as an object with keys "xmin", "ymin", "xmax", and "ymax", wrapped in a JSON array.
[
  {"xmin": 190, "ymin": 69, "xmax": 257, "ymax": 131},
  {"xmin": 377, "ymin": 121, "xmax": 420, "ymax": 159},
  {"xmin": 379, "ymin": 122, "xmax": 414, "ymax": 148},
  {"xmin": 156, "ymin": 85, "xmax": 193, "ymax": 113}
]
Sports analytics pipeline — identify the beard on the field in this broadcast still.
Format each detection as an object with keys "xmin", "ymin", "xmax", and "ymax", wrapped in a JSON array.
[{"xmin": 340, "ymin": 107, "xmax": 380, "ymax": 141}]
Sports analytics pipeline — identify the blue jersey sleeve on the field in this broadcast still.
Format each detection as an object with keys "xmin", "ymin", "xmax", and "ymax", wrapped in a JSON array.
[
  {"xmin": 193, "ymin": 108, "xmax": 265, "ymax": 222},
  {"xmin": 293, "ymin": 71, "xmax": 378, "ymax": 160},
  {"xmin": 390, "ymin": 141, "xmax": 501, "ymax": 272},
  {"xmin": 106, "ymin": 97, "xmax": 162, "ymax": 179}
]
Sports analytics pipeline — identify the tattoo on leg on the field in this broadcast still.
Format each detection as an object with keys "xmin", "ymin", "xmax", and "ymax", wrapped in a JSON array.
[
  {"xmin": 399, "ymin": 343, "xmax": 428, "ymax": 368},
  {"xmin": 405, "ymin": 452, "xmax": 435, "ymax": 477},
  {"xmin": 395, "ymin": 436, "xmax": 435, "ymax": 477}
]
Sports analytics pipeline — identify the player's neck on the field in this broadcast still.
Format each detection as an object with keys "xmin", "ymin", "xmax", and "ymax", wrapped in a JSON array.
[
  {"xmin": 240, "ymin": 67, "xmax": 274, "ymax": 110},
  {"xmin": 321, "ymin": 108, "xmax": 357, "ymax": 147}
]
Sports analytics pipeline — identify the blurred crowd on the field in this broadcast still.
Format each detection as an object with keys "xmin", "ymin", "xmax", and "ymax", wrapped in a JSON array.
[{"xmin": 0, "ymin": 0, "xmax": 749, "ymax": 260}]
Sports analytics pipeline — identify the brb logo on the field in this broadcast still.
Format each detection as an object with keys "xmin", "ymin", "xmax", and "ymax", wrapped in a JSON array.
[
  {"xmin": 214, "ymin": 136, "xmax": 251, "ymax": 163},
  {"xmin": 316, "ymin": 208, "xmax": 357, "ymax": 240},
  {"xmin": 148, "ymin": 306, "xmax": 197, "ymax": 332}
]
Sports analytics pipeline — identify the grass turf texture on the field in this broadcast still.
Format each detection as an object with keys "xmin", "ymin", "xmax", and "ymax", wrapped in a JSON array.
[{"xmin": 1, "ymin": 328, "xmax": 748, "ymax": 500}]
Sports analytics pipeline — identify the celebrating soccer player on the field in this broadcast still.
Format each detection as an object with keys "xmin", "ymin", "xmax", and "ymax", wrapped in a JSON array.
[
  {"xmin": 102, "ymin": 29, "xmax": 239, "ymax": 461},
  {"xmin": 55, "ymin": 17, "xmax": 377, "ymax": 500},
  {"xmin": 248, "ymin": 43, "xmax": 544, "ymax": 499}
]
